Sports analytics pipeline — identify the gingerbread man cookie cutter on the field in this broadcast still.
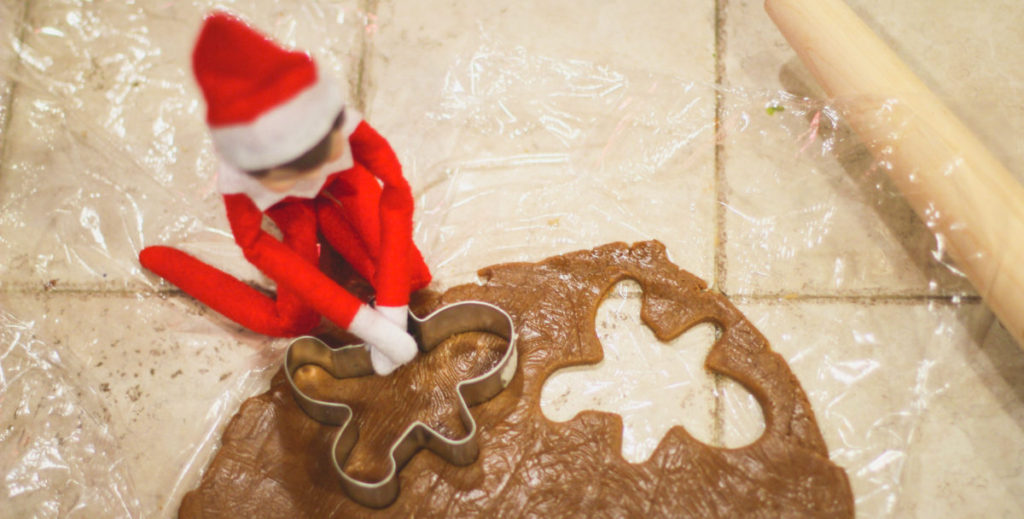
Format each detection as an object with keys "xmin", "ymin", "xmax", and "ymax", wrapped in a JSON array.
[{"xmin": 284, "ymin": 301, "xmax": 518, "ymax": 508}]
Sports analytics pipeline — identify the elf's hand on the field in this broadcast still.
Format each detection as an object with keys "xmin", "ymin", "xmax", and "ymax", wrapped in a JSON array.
[{"xmin": 349, "ymin": 305, "xmax": 419, "ymax": 376}]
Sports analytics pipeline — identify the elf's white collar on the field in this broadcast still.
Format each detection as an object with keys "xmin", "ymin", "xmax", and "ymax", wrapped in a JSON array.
[{"xmin": 216, "ymin": 109, "xmax": 363, "ymax": 211}]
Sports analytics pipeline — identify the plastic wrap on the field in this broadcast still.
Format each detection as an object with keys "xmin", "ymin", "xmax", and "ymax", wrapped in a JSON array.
[
  {"xmin": 1, "ymin": 1, "xmax": 1022, "ymax": 518},
  {"xmin": 0, "ymin": 310, "xmax": 135, "ymax": 517}
]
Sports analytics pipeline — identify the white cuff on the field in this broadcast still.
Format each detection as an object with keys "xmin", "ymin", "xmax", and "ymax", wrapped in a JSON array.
[
  {"xmin": 375, "ymin": 304, "xmax": 409, "ymax": 331},
  {"xmin": 349, "ymin": 305, "xmax": 418, "ymax": 375}
]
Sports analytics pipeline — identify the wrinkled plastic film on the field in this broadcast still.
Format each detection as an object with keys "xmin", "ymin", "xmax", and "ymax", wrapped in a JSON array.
[
  {"xmin": 0, "ymin": 309, "xmax": 136, "ymax": 518},
  {"xmin": 0, "ymin": 1, "xmax": 367, "ymax": 289},
  {"xmin": 1, "ymin": 2, "xmax": 1021, "ymax": 519},
  {"xmin": 410, "ymin": 39, "xmax": 717, "ymax": 288},
  {"xmin": 0, "ymin": 2, "xmax": 363, "ymax": 516}
]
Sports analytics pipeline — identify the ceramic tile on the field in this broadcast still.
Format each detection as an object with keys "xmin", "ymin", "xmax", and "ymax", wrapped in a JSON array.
[
  {"xmin": 720, "ymin": 0, "xmax": 1023, "ymax": 297},
  {"xmin": 719, "ymin": 121, "xmax": 978, "ymax": 297},
  {"xmin": 733, "ymin": 299, "xmax": 1021, "ymax": 518},
  {"xmin": 721, "ymin": 0, "xmax": 993, "ymax": 297},
  {"xmin": 844, "ymin": 0, "xmax": 1024, "ymax": 182},
  {"xmin": 0, "ymin": 291, "xmax": 279, "ymax": 518},
  {"xmin": 540, "ymin": 280, "xmax": 763, "ymax": 464},
  {"xmin": 367, "ymin": 0, "xmax": 718, "ymax": 289},
  {"xmin": 0, "ymin": 1, "xmax": 26, "ymax": 146},
  {"xmin": 724, "ymin": 0, "xmax": 1024, "ymax": 179},
  {"xmin": 895, "ymin": 314, "xmax": 1024, "ymax": 518},
  {"xmin": 0, "ymin": 0, "xmax": 363, "ymax": 290},
  {"xmin": 2, "ymin": 309, "xmax": 138, "ymax": 517}
]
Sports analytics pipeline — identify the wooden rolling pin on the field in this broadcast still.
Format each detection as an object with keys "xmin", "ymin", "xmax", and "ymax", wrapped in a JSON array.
[{"xmin": 765, "ymin": 0, "xmax": 1024, "ymax": 349}]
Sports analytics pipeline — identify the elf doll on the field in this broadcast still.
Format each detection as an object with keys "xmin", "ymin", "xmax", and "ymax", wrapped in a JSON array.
[{"xmin": 140, "ymin": 12, "xmax": 431, "ymax": 375}]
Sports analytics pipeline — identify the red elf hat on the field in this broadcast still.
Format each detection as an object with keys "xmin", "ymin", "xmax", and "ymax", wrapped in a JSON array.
[{"xmin": 192, "ymin": 12, "xmax": 343, "ymax": 171}]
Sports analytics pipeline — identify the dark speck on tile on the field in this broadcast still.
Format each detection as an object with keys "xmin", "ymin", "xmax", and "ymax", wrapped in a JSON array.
[{"xmin": 127, "ymin": 385, "xmax": 142, "ymax": 402}]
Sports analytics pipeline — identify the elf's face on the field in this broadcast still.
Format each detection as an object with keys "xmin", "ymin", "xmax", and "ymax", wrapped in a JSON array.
[{"xmin": 258, "ymin": 129, "xmax": 346, "ymax": 193}]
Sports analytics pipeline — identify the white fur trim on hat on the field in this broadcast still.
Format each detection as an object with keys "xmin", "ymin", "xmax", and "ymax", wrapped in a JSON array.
[
  {"xmin": 216, "ymin": 108, "xmax": 361, "ymax": 210},
  {"xmin": 210, "ymin": 74, "xmax": 344, "ymax": 171}
]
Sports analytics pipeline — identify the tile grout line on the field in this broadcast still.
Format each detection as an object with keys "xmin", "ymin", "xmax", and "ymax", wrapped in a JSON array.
[
  {"xmin": 0, "ymin": 283, "xmax": 980, "ymax": 304},
  {"xmin": 711, "ymin": 0, "xmax": 729, "ymax": 449},
  {"xmin": 729, "ymin": 293, "xmax": 983, "ymax": 306},
  {"xmin": 712, "ymin": 0, "xmax": 728, "ymax": 296},
  {"xmin": 2, "ymin": 287, "xmax": 187, "ymax": 298},
  {"xmin": 0, "ymin": 3, "xmax": 31, "ymax": 170},
  {"xmin": 353, "ymin": 0, "xmax": 381, "ymax": 116}
]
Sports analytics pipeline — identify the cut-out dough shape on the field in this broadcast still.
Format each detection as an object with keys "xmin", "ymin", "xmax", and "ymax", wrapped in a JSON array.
[{"xmin": 182, "ymin": 241, "xmax": 853, "ymax": 518}]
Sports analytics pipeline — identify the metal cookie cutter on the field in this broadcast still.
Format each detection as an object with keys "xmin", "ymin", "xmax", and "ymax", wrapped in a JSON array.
[{"xmin": 284, "ymin": 301, "xmax": 517, "ymax": 509}]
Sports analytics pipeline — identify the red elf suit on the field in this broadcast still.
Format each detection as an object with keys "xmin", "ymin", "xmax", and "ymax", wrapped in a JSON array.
[{"xmin": 139, "ymin": 13, "xmax": 431, "ymax": 375}]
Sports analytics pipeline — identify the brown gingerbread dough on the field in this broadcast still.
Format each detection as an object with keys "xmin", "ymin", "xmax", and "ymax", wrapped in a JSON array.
[{"xmin": 180, "ymin": 241, "xmax": 854, "ymax": 518}]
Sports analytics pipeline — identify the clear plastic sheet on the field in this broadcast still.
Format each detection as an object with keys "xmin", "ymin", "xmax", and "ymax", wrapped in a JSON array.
[
  {"xmin": 1, "ymin": 1, "xmax": 1022, "ymax": 518},
  {"xmin": 0, "ymin": 310, "xmax": 135, "ymax": 517}
]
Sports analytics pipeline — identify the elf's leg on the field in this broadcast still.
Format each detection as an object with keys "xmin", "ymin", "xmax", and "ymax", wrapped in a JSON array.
[
  {"xmin": 263, "ymin": 201, "xmax": 323, "ymax": 329},
  {"xmin": 138, "ymin": 202, "xmax": 322, "ymax": 338},
  {"xmin": 139, "ymin": 246, "xmax": 319, "ymax": 337}
]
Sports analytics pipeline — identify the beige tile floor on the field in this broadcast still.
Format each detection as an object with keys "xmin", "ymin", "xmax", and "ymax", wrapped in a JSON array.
[{"xmin": 0, "ymin": 0, "xmax": 1021, "ymax": 517}]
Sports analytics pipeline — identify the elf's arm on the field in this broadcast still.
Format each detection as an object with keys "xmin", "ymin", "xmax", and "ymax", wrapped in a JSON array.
[
  {"xmin": 348, "ymin": 121, "xmax": 413, "ymax": 314},
  {"xmin": 225, "ymin": 193, "xmax": 415, "ymax": 373}
]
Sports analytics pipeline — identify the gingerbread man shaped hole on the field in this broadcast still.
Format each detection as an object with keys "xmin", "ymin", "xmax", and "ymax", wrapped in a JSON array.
[{"xmin": 540, "ymin": 279, "xmax": 766, "ymax": 463}]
